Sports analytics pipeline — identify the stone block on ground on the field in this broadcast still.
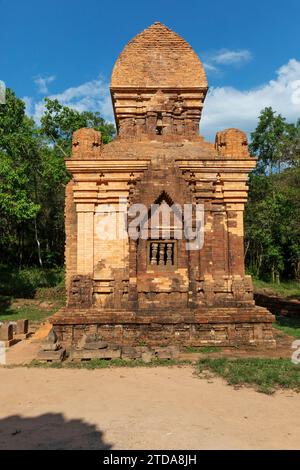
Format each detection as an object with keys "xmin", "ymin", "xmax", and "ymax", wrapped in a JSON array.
[
  {"xmin": 70, "ymin": 348, "xmax": 121, "ymax": 361},
  {"xmin": 141, "ymin": 351, "xmax": 154, "ymax": 363},
  {"xmin": 84, "ymin": 341, "xmax": 108, "ymax": 350},
  {"xmin": 36, "ymin": 348, "xmax": 66, "ymax": 363},
  {"xmin": 107, "ymin": 343, "xmax": 120, "ymax": 350},
  {"xmin": 14, "ymin": 319, "xmax": 30, "ymax": 340},
  {"xmin": 41, "ymin": 328, "xmax": 61, "ymax": 351},
  {"xmin": 15, "ymin": 320, "xmax": 29, "ymax": 339},
  {"xmin": 16, "ymin": 319, "xmax": 29, "ymax": 335},
  {"xmin": 121, "ymin": 346, "xmax": 142, "ymax": 360},
  {"xmin": 154, "ymin": 346, "xmax": 180, "ymax": 360},
  {"xmin": 0, "ymin": 324, "xmax": 13, "ymax": 342},
  {"xmin": 0, "ymin": 324, "xmax": 18, "ymax": 347},
  {"xmin": 77, "ymin": 333, "xmax": 108, "ymax": 350}
]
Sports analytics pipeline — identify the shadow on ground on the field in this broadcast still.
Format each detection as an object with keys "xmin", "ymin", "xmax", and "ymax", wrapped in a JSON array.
[{"xmin": 0, "ymin": 413, "xmax": 112, "ymax": 450}]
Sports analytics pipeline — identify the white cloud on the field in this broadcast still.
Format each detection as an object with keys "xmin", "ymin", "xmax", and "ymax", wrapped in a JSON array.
[
  {"xmin": 203, "ymin": 48, "xmax": 252, "ymax": 75},
  {"xmin": 34, "ymin": 75, "xmax": 56, "ymax": 94},
  {"xmin": 0, "ymin": 80, "xmax": 6, "ymax": 104},
  {"xmin": 24, "ymin": 60, "xmax": 300, "ymax": 142},
  {"xmin": 203, "ymin": 62, "xmax": 219, "ymax": 73},
  {"xmin": 212, "ymin": 49, "xmax": 252, "ymax": 65},
  {"xmin": 22, "ymin": 96, "xmax": 33, "ymax": 114},
  {"xmin": 201, "ymin": 59, "xmax": 300, "ymax": 141},
  {"xmin": 27, "ymin": 75, "xmax": 113, "ymax": 124}
]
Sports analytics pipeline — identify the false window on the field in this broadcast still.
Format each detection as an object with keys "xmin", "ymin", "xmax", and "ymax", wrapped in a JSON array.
[
  {"xmin": 147, "ymin": 240, "xmax": 176, "ymax": 269},
  {"xmin": 156, "ymin": 112, "xmax": 163, "ymax": 135}
]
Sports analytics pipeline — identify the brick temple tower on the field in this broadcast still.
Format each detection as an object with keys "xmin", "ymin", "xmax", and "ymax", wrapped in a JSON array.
[{"xmin": 52, "ymin": 22, "xmax": 275, "ymax": 348}]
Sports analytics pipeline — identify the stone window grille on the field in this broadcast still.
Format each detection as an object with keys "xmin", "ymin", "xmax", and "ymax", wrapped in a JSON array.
[{"xmin": 147, "ymin": 240, "xmax": 176, "ymax": 269}]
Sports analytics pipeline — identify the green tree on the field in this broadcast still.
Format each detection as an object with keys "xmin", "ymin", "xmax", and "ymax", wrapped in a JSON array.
[
  {"xmin": 283, "ymin": 119, "xmax": 300, "ymax": 167},
  {"xmin": 37, "ymin": 98, "xmax": 115, "ymax": 266},
  {"xmin": 245, "ymin": 184, "xmax": 296, "ymax": 281},
  {"xmin": 0, "ymin": 90, "xmax": 115, "ymax": 268},
  {"xmin": 245, "ymin": 108, "xmax": 300, "ymax": 282},
  {"xmin": 0, "ymin": 89, "xmax": 41, "ymax": 266},
  {"xmin": 250, "ymin": 107, "xmax": 290, "ymax": 175},
  {"xmin": 40, "ymin": 98, "xmax": 115, "ymax": 157}
]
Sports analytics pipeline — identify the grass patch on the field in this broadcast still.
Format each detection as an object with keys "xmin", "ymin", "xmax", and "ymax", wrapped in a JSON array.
[
  {"xmin": 0, "ymin": 266, "xmax": 64, "ymax": 323},
  {"xmin": 273, "ymin": 316, "xmax": 300, "ymax": 339},
  {"xmin": 0, "ymin": 297, "xmax": 62, "ymax": 322},
  {"xmin": 185, "ymin": 346, "xmax": 221, "ymax": 353},
  {"xmin": 253, "ymin": 278, "xmax": 300, "ymax": 299},
  {"xmin": 29, "ymin": 358, "xmax": 191, "ymax": 369},
  {"xmin": 197, "ymin": 358, "xmax": 300, "ymax": 394}
]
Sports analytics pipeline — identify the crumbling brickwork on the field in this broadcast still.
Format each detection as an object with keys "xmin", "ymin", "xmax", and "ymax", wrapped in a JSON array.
[{"xmin": 52, "ymin": 22, "xmax": 275, "ymax": 348}]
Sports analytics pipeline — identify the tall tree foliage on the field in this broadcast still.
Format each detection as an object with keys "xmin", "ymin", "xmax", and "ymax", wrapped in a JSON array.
[
  {"xmin": 0, "ymin": 90, "xmax": 115, "ymax": 268},
  {"xmin": 245, "ymin": 107, "xmax": 300, "ymax": 282},
  {"xmin": 41, "ymin": 98, "xmax": 115, "ymax": 157},
  {"xmin": 0, "ymin": 89, "xmax": 41, "ymax": 266},
  {"xmin": 250, "ymin": 107, "xmax": 294, "ymax": 174}
]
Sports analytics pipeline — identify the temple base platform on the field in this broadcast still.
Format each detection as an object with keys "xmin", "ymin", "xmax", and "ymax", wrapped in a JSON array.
[{"xmin": 50, "ymin": 306, "xmax": 276, "ymax": 349}]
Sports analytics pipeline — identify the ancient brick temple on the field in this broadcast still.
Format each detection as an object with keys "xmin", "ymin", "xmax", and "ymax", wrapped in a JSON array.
[{"xmin": 51, "ymin": 22, "xmax": 275, "ymax": 348}]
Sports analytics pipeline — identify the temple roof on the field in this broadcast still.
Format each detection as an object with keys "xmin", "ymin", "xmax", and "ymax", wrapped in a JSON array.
[{"xmin": 111, "ymin": 22, "xmax": 208, "ymax": 89}]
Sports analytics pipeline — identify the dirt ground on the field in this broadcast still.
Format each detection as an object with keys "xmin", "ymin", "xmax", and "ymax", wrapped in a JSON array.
[{"xmin": 0, "ymin": 366, "xmax": 299, "ymax": 450}]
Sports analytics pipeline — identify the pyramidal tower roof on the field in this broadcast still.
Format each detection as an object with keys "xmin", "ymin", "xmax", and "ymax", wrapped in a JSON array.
[{"xmin": 111, "ymin": 22, "xmax": 208, "ymax": 89}]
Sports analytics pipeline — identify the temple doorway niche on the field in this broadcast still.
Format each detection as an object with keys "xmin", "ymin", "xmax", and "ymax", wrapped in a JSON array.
[{"xmin": 135, "ymin": 192, "xmax": 189, "ymax": 309}]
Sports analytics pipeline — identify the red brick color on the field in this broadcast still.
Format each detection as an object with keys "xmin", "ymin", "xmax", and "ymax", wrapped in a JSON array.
[{"xmin": 51, "ymin": 23, "xmax": 275, "ymax": 349}]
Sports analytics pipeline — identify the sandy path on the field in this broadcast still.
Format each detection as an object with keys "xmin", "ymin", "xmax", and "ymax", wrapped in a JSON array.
[{"xmin": 0, "ymin": 366, "xmax": 299, "ymax": 450}]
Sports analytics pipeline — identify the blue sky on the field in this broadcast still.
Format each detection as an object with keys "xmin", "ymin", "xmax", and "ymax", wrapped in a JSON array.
[{"xmin": 1, "ymin": 0, "xmax": 300, "ymax": 140}]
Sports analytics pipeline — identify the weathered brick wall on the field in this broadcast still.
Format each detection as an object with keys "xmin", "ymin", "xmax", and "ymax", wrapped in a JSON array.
[
  {"xmin": 65, "ymin": 180, "xmax": 77, "ymax": 294},
  {"xmin": 111, "ymin": 22, "xmax": 207, "ymax": 89},
  {"xmin": 111, "ymin": 23, "xmax": 208, "ymax": 138},
  {"xmin": 64, "ymin": 138, "xmax": 257, "ymax": 309},
  {"xmin": 54, "ymin": 22, "xmax": 275, "ymax": 349},
  {"xmin": 52, "ymin": 306, "xmax": 275, "ymax": 349},
  {"xmin": 215, "ymin": 128, "xmax": 249, "ymax": 158}
]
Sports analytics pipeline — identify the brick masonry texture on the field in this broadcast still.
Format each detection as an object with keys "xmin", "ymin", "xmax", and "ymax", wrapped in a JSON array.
[
  {"xmin": 52, "ymin": 22, "xmax": 275, "ymax": 348},
  {"xmin": 111, "ymin": 22, "xmax": 208, "ymax": 88}
]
